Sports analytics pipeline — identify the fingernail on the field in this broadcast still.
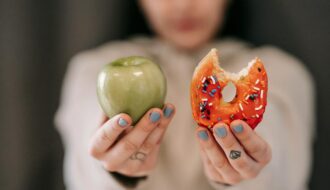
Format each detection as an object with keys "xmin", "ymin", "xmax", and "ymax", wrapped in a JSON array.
[
  {"xmin": 150, "ymin": 112, "xmax": 161, "ymax": 123},
  {"xmin": 118, "ymin": 118, "xmax": 128, "ymax": 127},
  {"xmin": 163, "ymin": 107, "xmax": 173, "ymax": 118},
  {"xmin": 198, "ymin": 131, "xmax": 208, "ymax": 141},
  {"xmin": 215, "ymin": 127, "xmax": 227, "ymax": 138},
  {"xmin": 233, "ymin": 124, "xmax": 244, "ymax": 133}
]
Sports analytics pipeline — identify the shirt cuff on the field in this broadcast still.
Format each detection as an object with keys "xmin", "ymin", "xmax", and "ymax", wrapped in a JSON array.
[
  {"xmin": 109, "ymin": 172, "xmax": 148, "ymax": 189},
  {"xmin": 208, "ymin": 179, "xmax": 232, "ymax": 190}
]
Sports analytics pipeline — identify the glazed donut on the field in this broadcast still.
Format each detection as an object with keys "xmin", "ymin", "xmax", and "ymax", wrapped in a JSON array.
[{"xmin": 190, "ymin": 49, "xmax": 268, "ymax": 129}]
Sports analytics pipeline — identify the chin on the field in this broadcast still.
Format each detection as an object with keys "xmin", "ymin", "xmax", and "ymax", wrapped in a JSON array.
[
  {"xmin": 165, "ymin": 32, "xmax": 215, "ymax": 52},
  {"xmin": 177, "ymin": 41, "xmax": 205, "ymax": 51},
  {"xmin": 168, "ymin": 38, "xmax": 207, "ymax": 52}
]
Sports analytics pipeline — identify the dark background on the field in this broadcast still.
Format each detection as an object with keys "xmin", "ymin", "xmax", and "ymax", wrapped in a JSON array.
[{"xmin": 0, "ymin": 0, "xmax": 329, "ymax": 189}]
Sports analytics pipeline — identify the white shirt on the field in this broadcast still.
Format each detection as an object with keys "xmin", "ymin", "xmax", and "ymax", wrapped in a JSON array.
[{"xmin": 55, "ymin": 37, "xmax": 315, "ymax": 190}]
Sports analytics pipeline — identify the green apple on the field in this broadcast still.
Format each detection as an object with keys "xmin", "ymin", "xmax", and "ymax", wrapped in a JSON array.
[{"xmin": 97, "ymin": 56, "xmax": 167, "ymax": 124}]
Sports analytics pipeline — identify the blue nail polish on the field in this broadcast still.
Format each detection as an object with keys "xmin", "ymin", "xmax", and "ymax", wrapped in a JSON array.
[
  {"xmin": 215, "ymin": 127, "xmax": 227, "ymax": 138},
  {"xmin": 118, "ymin": 118, "xmax": 128, "ymax": 127},
  {"xmin": 163, "ymin": 107, "xmax": 173, "ymax": 118},
  {"xmin": 198, "ymin": 131, "xmax": 208, "ymax": 141},
  {"xmin": 150, "ymin": 112, "xmax": 161, "ymax": 122},
  {"xmin": 233, "ymin": 124, "xmax": 244, "ymax": 133}
]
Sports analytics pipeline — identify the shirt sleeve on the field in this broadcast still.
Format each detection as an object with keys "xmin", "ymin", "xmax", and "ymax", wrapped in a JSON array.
[
  {"xmin": 54, "ymin": 46, "xmax": 150, "ymax": 190},
  {"xmin": 259, "ymin": 46, "xmax": 316, "ymax": 190}
]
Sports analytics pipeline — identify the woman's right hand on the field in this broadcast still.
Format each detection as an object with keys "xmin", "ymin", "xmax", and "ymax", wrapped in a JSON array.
[{"xmin": 88, "ymin": 103, "xmax": 175, "ymax": 177}]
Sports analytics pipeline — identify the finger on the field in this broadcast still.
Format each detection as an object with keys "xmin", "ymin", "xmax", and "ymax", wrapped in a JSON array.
[
  {"xmin": 196, "ymin": 127, "xmax": 242, "ymax": 184},
  {"xmin": 139, "ymin": 103, "xmax": 175, "ymax": 155},
  {"xmin": 103, "ymin": 108, "xmax": 163, "ymax": 168},
  {"xmin": 123, "ymin": 104, "xmax": 175, "ymax": 173},
  {"xmin": 212, "ymin": 123, "xmax": 260, "ymax": 179},
  {"xmin": 99, "ymin": 114, "xmax": 109, "ymax": 126},
  {"xmin": 200, "ymin": 148, "xmax": 224, "ymax": 182},
  {"xmin": 119, "ymin": 145, "xmax": 161, "ymax": 177},
  {"xmin": 89, "ymin": 114, "xmax": 131, "ymax": 158},
  {"xmin": 122, "ymin": 125, "xmax": 134, "ymax": 135},
  {"xmin": 138, "ymin": 145, "xmax": 161, "ymax": 175},
  {"xmin": 157, "ymin": 103, "xmax": 175, "ymax": 143},
  {"xmin": 230, "ymin": 120, "xmax": 272, "ymax": 165}
]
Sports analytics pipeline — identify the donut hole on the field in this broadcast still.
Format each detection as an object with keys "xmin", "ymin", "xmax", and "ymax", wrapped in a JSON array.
[{"xmin": 222, "ymin": 81, "xmax": 237, "ymax": 103}]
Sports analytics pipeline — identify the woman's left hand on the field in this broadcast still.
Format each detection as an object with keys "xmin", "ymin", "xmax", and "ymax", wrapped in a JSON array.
[{"xmin": 196, "ymin": 120, "xmax": 272, "ymax": 185}]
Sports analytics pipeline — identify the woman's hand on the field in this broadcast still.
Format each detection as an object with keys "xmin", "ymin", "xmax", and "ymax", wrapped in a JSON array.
[
  {"xmin": 196, "ymin": 120, "xmax": 272, "ymax": 185},
  {"xmin": 89, "ymin": 103, "xmax": 175, "ymax": 177}
]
